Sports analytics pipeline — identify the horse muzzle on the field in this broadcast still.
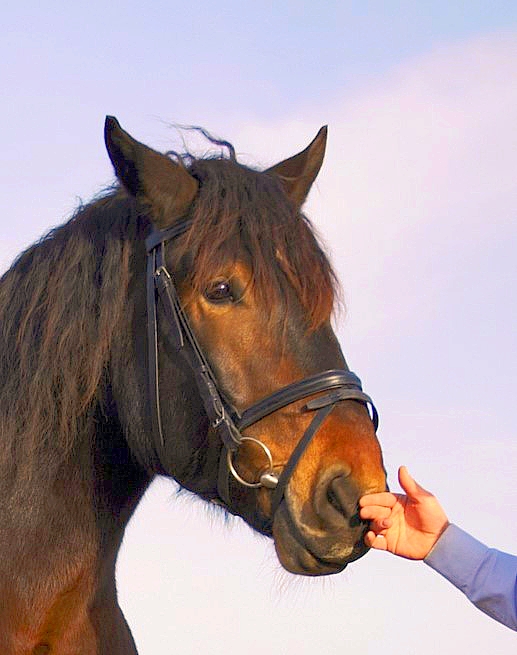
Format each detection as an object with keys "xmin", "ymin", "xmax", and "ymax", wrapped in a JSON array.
[{"xmin": 272, "ymin": 466, "xmax": 373, "ymax": 575}]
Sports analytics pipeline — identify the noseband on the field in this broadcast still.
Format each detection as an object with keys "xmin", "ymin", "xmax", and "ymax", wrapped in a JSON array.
[{"xmin": 146, "ymin": 220, "xmax": 378, "ymax": 515}]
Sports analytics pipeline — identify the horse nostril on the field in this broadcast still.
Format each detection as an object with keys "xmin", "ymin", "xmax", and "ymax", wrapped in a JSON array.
[
  {"xmin": 330, "ymin": 475, "xmax": 355, "ymax": 517},
  {"xmin": 327, "ymin": 480, "xmax": 345, "ymax": 514},
  {"xmin": 329, "ymin": 475, "xmax": 366, "ymax": 528},
  {"xmin": 314, "ymin": 467, "xmax": 358, "ymax": 526}
]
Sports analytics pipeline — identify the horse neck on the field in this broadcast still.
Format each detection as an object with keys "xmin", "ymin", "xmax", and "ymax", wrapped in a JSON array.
[{"xmin": 0, "ymin": 402, "xmax": 151, "ymax": 654}]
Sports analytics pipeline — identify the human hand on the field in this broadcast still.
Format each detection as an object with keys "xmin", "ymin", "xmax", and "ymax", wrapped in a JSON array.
[{"xmin": 359, "ymin": 466, "xmax": 449, "ymax": 560}]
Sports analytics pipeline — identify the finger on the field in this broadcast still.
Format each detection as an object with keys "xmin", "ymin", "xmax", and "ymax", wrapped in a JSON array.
[
  {"xmin": 359, "ymin": 505, "xmax": 392, "ymax": 521},
  {"xmin": 398, "ymin": 466, "xmax": 432, "ymax": 500},
  {"xmin": 367, "ymin": 517, "xmax": 392, "ymax": 533},
  {"xmin": 359, "ymin": 492, "xmax": 399, "ymax": 509},
  {"xmin": 364, "ymin": 531, "xmax": 388, "ymax": 551}
]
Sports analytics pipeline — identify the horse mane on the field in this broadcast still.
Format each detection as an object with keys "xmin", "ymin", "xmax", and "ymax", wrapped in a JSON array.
[
  {"xmin": 0, "ymin": 193, "xmax": 141, "ymax": 484},
  {"xmin": 0, "ymin": 133, "xmax": 338, "ymax": 486}
]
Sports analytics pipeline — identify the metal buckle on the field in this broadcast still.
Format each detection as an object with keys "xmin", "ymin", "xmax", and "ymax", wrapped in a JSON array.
[{"xmin": 212, "ymin": 405, "xmax": 226, "ymax": 429}]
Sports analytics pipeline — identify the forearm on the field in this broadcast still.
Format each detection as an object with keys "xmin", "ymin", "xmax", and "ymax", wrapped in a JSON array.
[{"xmin": 424, "ymin": 524, "xmax": 517, "ymax": 631}]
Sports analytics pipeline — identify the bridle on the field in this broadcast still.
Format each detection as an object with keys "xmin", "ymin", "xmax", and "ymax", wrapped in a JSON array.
[{"xmin": 146, "ymin": 219, "xmax": 379, "ymax": 515}]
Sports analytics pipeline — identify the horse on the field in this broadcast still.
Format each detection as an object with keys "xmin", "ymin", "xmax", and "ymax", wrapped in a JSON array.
[{"xmin": 0, "ymin": 117, "xmax": 386, "ymax": 654}]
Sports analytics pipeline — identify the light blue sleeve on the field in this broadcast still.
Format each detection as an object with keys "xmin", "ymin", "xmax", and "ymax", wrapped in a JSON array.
[{"xmin": 424, "ymin": 524, "xmax": 517, "ymax": 631}]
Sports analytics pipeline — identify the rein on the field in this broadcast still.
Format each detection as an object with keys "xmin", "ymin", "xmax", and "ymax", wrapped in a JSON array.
[{"xmin": 145, "ymin": 219, "xmax": 378, "ymax": 515}]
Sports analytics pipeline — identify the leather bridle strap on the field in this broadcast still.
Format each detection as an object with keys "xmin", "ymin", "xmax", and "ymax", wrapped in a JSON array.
[
  {"xmin": 146, "ymin": 221, "xmax": 242, "ymax": 453},
  {"xmin": 146, "ymin": 220, "xmax": 195, "ymax": 448},
  {"xmin": 237, "ymin": 370, "xmax": 378, "ymax": 431},
  {"xmin": 270, "ymin": 403, "xmax": 335, "ymax": 516},
  {"xmin": 235, "ymin": 370, "xmax": 377, "ymax": 515}
]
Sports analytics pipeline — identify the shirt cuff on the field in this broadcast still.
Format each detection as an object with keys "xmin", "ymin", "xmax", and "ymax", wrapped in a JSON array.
[{"xmin": 424, "ymin": 523, "xmax": 488, "ymax": 590}]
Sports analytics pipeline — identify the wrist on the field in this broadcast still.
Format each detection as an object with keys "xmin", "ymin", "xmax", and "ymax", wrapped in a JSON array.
[{"xmin": 425, "ymin": 520, "xmax": 450, "ymax": 558}]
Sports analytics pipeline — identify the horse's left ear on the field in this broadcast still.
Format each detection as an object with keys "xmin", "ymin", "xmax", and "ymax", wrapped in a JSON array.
[
  {"xmin": 266, "ymin": 126, "xmax": 327, "ymax": 208},
  {"xmin": 104, "ymin": 116, "xmax": 199, "ymax": 228}
]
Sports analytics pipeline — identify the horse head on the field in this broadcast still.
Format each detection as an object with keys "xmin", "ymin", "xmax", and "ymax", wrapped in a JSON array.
[{"xmin": 105, "ymin": 117, "xmax": 387, "ymax": 576}]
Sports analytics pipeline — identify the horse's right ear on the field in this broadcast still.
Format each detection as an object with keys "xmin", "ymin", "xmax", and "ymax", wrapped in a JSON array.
[{"xmin": 104, "ymin": 116, "xmax": 199, "ymax": 228}]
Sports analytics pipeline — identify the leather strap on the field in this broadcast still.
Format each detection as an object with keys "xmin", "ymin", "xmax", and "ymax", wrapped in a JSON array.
[
  {"xmin": 238, "ymin": 370, "xmax": 377, "ymax": 431},
  {"xmin": 145, "ymin": 220, "xmax": 194, "ymax": 252},
  {"xmin": 146, "ymin": 247, "xmax": 165, "ymax": 446},
  {"xmin": 270, "ymin": 403, "xmax": 336, "ymax": 516},
  {"xmin": 147, "ymin": 223, "xmax": 242, "ymax": 453}
]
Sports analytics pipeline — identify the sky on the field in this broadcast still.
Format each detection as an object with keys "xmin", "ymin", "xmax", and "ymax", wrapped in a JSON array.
[{"xmin": 2, "ymin": 2, "xmax": 517, "ymax": 653}]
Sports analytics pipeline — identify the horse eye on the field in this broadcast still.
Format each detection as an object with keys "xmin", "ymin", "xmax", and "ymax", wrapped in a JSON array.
[{"xmin": 204, "ymin": 280, "xmax": 234, "ymax": 304}]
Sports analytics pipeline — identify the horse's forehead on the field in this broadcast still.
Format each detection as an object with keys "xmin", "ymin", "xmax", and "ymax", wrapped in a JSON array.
[{"xmin": 194, "ymin": 159, "xmax": 276, "ymax": 198}]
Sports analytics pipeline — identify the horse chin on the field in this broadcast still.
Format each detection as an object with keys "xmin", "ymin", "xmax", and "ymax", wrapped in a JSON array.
[{"xmin": 271, "ymin": 502, "xmax": 369, "ymax": 576}]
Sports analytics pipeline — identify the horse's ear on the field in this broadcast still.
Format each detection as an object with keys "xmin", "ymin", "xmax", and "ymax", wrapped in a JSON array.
[
  {"xmin": 266, "ymin": 126, "xmax": 327, "ymax": 208},
  {"xmin": 104, "ymin": 116, "xmax": 199, "ymax": 228}
]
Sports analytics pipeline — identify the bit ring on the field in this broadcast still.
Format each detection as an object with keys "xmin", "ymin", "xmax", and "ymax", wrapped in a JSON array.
[{"xmin": 227, "ymin": 437, "xmax": 277, "ymax": 488}]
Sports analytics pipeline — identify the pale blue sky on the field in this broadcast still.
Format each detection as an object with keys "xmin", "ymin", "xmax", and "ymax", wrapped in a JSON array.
[
  {"xmin": 5, "ymin": 1, "xmax": 517, "ymax": 118},
  {"xmin": 2, "ymin": 3, "xmax": 517, "ymax": 653}
]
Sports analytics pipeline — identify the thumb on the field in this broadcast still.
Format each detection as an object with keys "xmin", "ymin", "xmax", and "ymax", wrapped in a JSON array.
[{"xmin": 398, "ymin": 466, "xmax": 431, "ymax": 500}]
